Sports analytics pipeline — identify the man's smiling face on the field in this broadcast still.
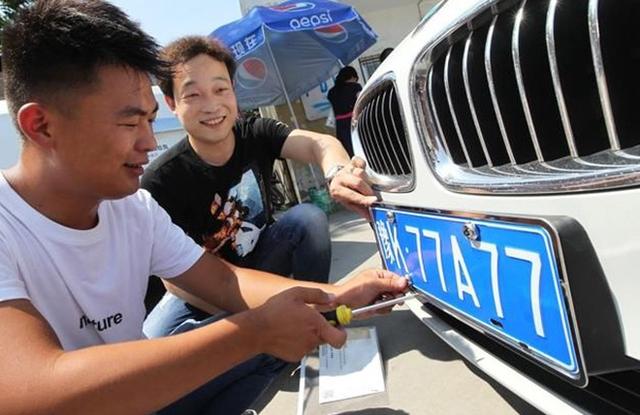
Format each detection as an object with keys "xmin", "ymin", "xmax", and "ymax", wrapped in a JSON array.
[
  {"xmin": 46, "ymin": 65, "xmax": 158, "ymax": 200},
  {"xmin": 168, "ymin": 54, "xmax": 239, "ymax": 149}
]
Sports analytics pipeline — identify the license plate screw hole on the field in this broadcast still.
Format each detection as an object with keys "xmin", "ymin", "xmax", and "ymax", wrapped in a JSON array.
[
  {"xmin": 490, "ymin": 318, "xmax": 503, "ymax": 328},
  {"xmin": 462, "ymin": 222, "xmax": 479, "ymax": 241},
  {"xmin": 386, "ymin": 211, "xmax": 396, "ymax": 224}
]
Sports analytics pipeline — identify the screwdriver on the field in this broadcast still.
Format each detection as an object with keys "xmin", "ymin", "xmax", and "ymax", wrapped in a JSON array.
[{"xmin": 322, "ymin": 292, "xmax": 418, "ymax": 326}]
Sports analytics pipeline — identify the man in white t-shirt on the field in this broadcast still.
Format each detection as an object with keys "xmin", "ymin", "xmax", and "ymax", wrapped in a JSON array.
[{"xmin": 0, "ymin": 1, "xmax": 408, "ymax": 414}]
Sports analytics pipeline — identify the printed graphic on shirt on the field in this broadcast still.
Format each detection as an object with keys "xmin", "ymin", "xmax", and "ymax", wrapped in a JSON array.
[
  {"xmin": 79, "ymin": 312, "xmax": 123, "ymax": 332},
  {"xmin": 202, "ymin": 169, "xmax": 266, "ymax": 257}
]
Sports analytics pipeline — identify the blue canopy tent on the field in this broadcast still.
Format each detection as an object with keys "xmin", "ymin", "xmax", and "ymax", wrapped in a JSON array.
[{"xmin": 211, "ymin": 0, "xmax": 377, "ymax": 129}]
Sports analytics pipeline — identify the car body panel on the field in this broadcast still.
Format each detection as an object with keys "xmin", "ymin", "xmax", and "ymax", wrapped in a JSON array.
[
  {"xmin": 406, "ymin": 297, "xmax": 586, "ymax": 415},
  {"xmin": 355, "ymin": 0, "xmax": 640, "ymax": 364}
]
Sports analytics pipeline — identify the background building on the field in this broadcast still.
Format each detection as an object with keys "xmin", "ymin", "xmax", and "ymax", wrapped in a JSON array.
[
  {"xmin": 236, "ymin": 0, "xmax": 439, "ymax": 202},
  {"xmin": 236, "ymin": 0, "xmax": 440, "ymax": 130},
  {"xmin": 239, "ymin": 1, "xmax": 438, "ymax": 67}
]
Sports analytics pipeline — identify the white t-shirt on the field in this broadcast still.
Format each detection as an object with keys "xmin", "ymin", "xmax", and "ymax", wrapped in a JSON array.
[{"xmin": 0, "ymin": 173, "xmax": 203, "ymax": 350}]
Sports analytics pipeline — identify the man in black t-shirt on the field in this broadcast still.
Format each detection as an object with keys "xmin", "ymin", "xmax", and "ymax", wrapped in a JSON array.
[
  {"xmin": 142, "ymin": 36, "xmax": 378, "ymax": 341},
  {"xmin": 143, "ymin": 115, "xmax": 294, "ymax": 265}
]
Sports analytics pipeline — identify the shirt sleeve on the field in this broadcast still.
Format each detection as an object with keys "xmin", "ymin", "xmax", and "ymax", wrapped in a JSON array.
[
  {"xmin": 0, "ymin": 233, "xmax": 29, "ymax": 303},
  {"xmin": 141, "ymin": 165, "xmax": 171, "ymax": 210},
  {"xmin": 144, "ymin": 191, "xmax": 204, "ymax": 279},
  {"xmin": 254, "ymin": 117, "xmax": 292, "ymax": 160}
]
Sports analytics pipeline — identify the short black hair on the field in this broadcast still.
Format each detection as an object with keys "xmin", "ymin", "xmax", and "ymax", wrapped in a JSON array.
[
  {"xmin": 335, "ymin": 66, "xmax": 358, "ymax": 85},
  {"xmin": 379, "ymin": 47, "xmax": 394, "ymax": 62},
  {"xmin": 158, "ymin": 36, "xmax": 236, "ymax": 99},
  {"xmin": 2, "ymin": 0, "xmax": 169, "ymax": 124}
]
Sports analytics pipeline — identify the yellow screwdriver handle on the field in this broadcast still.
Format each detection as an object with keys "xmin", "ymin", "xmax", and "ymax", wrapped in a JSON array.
[
  {"xmin": 322, "ymin": 304, "xmax": 353, "ymax": 326},
  {"xmin": 335, "ymin": 304, "xmax": 352, "ymax": 325}
]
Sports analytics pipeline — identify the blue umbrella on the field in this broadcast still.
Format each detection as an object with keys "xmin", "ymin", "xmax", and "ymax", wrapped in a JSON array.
[{"xmin": 211, "ymin": 0, "xmax": 377, "ymax": 123}]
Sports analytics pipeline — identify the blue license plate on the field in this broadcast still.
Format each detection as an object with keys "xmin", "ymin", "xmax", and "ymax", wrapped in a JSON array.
[{"xmin": 372, "ymin": 206, "xmax": 580, "ymax": 378}]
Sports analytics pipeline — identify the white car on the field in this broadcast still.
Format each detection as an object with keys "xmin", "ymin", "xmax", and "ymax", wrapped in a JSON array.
[{"xmin": 353, "ymin": 1, "xmax": 640, "ymax": 413}]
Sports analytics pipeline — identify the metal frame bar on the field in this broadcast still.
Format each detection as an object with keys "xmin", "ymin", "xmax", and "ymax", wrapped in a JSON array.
[
  {"xmin": 512, "ymin": 0, "xmax": 545, "ymax": 162},
  {"xmin": 444, "ymin": 46, "xmax": 473, "ymax": 166},
  {"xmin": 463, "ymin": 32, "xmax": 493, "ymax": 166},
  {"xmin": 546, "ymin": 0, "xmax": 579, "ymax": 157},
  {"xmin": 485, "ymin": 15, "xmax": 517, "ymax": 165},
  {"xmin": 588, "ymin": 0, "xmax": 621, "ymax": 151}
]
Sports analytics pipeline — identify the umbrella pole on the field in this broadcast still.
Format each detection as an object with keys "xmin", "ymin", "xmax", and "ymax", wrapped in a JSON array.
[
  {"xmin": 265, "ymin": 37, "xmax": 300, "ymax": 130},
  {"xmin": 265, "ymin": 36, "xmax": 322, "ymax": 199}
]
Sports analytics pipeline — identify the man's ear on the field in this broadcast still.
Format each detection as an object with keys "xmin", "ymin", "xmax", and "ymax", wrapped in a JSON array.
[
  {"xmin": 164, "ymin": 95, "xmax": 177, "ymax": 112},
  {"xmin": 16, "ymin": 103, "xmax": 54, "ymax": 148}
]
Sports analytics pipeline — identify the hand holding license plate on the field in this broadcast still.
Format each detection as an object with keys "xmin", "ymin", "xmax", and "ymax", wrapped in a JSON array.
[{"xmin": 372, "ymin": 205, "xmax": 582, "ymax": 380}]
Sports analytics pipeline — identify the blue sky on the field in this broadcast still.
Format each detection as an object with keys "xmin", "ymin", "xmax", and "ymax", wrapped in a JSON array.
[{"xmin": 108, "ymin": 1, "xmax": 242, "ymax": 46}]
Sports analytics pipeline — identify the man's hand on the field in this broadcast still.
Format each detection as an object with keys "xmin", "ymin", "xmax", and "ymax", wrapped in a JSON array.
[
  {"xmin": 332, "ymin": 269, "xmax": 409, "ymax": 320},
  {"xmin": 279, "ymin": 129, "xmax": 377, "ymax": 219},
  {"xmin": 253, "ymin": 287, "xmax": 347, "ymax": 361},
  {"xmin": 329, "ymin": 157, "xmax": 378, "ymax": 220}
]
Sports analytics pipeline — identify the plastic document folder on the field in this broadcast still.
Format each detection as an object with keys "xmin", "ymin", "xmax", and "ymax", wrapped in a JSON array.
[{"xmin": 297, "ymin": 326, "xmax": 388, "ymax": 415}]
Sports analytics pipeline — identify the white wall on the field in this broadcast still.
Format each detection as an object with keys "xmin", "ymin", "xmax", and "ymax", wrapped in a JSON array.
[
  {"xmin": 0, "ymin": 100, "xmax": 21, "ymax": 169},
  {"xmin": 354, "ymin": 1, "xmax": 439, "ymax": 55}
]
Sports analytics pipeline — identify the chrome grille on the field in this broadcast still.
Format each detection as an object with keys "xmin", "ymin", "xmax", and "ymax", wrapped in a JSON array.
[
  {"xmin": 353, "ymin": 76, "xmax": 413, "ymax": 192},
  {"xmin": 415, "ymin": 0, "xmax": 640, "ymax": 194}
]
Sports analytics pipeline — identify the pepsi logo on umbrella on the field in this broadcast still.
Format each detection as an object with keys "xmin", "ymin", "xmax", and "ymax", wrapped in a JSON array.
[
  {"xmin": 212, "ymin": 0, "xmax": 377, "ymax": 109},
  {"xmin": 270, "ymin": 2, "xmax": 316, "ymax": 13},
  {"xmin": 314, "ymin": 24, "xmax": 348, "ymax": 43},
  {"xmin": 236, "ymin": 58, "xmax": 267, "ymax": 90}
]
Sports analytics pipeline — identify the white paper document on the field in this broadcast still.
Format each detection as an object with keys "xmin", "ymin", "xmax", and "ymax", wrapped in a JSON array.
[{"xmin": 318, "ymin": 326, "xmax": 385, "ymax": 404}]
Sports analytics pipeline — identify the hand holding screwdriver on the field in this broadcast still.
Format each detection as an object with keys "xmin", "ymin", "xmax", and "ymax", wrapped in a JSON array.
[{"xmin": 321, "ymin": 292, "xmax": 418, "ymax": 326}]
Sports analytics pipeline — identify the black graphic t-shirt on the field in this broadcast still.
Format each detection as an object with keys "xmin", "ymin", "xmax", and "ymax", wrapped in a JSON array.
[{"xmin": 142, "ymin": 117, "xmax": 291, "ymax": 264}]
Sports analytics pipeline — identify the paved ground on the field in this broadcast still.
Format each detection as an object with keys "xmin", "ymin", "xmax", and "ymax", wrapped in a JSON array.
[{"xmin": 254, "ymin": 208, "xmax": 541, "ymax": 415}]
